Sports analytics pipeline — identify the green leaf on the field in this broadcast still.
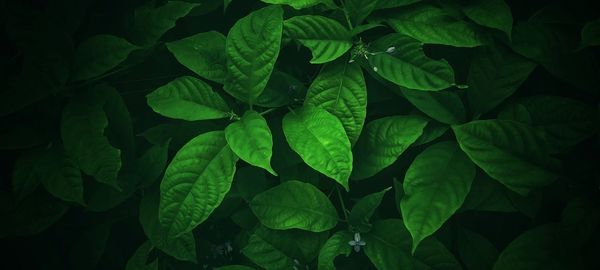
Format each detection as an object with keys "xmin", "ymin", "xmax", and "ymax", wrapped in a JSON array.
[
  {"xmin": 385, "ymin": 4, "xmax": 483, "ymax": 47},
  {"xmin": 130, "ymin": 1, "xmax": 199, "ymax": 46},
  {"xmin": 125, "ymin": 241, "xmax": 158, "ymax": 270},
  {"xmin": 159, "ymin": 131, "xmax": 238, "ymax": 237},
  {"xmin": 376, "ymin": 0, "xmax": 422, "ymax": 9},
  {"xmin": 225, "ymin": 110, "xmax": 276, "ymax": 175},
  {"xmin": 305, "ymin": 58, "xmax": 367, "ymax": 145},
  {"xmin": 11, "ymin": 150, "xmax": 43, "ymax": 202},
  {"xmin": 460, "ymin": 171, "xmax": 516, "ymax": 213},
  {"xmin": 140, "ymin": 189, "xmax": 197, "ymax": 263},
  {"xmin": 61, "ymin": 89, "xmax": 122, "ymax": 190},
  {"xmin": 146, "ymin": 76, "xmax": 230, "ymax": 121},
  {"xmin": 368, "ymin": 34, "xmax": 455, "ymax": 90},
  {"xmin": 40, "ymin": 147, "xmax": 85, "ymax": 206},
  {"xmin": 71, "ymin": 34, "xmax": 139, "ymax": 81},
  {"xmin": 256, "ymin": 70, "xmax": 307, "ymax": 108},
  {"xmin": 215, "ymin": 266, "xmax": 256, "ymax": 270},
  {"xmin": 363, "ymin": 219, "xmax": 462, "ymax": 269},
  {"xmin": 498, "ymin": 96, "xmax": 598, "ymax": 153},
  {"xmin": 452, "ymin": 120, "xmax": 560, "ymax": 195},
  {"xmin": 346, "ymin": 0, "xmax": 420, "ymax": 26},
  {"xmin": 224, "ymin": 5, "xmax": 283, "ymax": 104},
  {"xmin": 283, "ymin": 106, "xmax": 353, "ymax": 189},
  {"xmin": 351, "ymin": 115, "xmax": 428, "ymax": 180},
  {"xmin": 260, "ymin": 0, "xmax": 329, "ymax": 9},
  {"xmin": 233, "ymin": 166, "xmax": 270, "ymax": 202},
  {"xmin": 412, "ymin": 119, "xmax": 448, "ymax": 146},
  {"xmin": 250, "ymin": 180, "xmax": 338, "ymax": 232},
  {"xmin": 559, "ymin": 197, "xmax": 600, "ymax": 249},
  {"xmin": 0, "ymin": 190, "xmax": 68, "ymax": 238},
  {"xmin": 135, "ymin": 140, "xmax": 171, "ymax": 188},
  {"xmin": 348, "ymin": 187, "xmax": 390, "ymax": 232},
  {"xmin": 317, "ymin": 230, "xmax": 353, "ymax": 270},
  {"xmin": 580, "ymin": 19, "xmax": 600, "ymax": 49},
  {"xmin": 68, "ymin": 223, "xmax": 111, "ymax": 270},
  {"xmin": 166, "ymin": 31, "xmax": 228, "ymax": 83},
  {"xmin": 467, "ymin": 44, "xmax": 537, "ymax": 117},
  {"xmin": 463, "ymin": 0, "xmax": 513, "ymax": 37},
  {"xmin": 400, "ymin": 88, "xmax": 466, "ymax": 124},
  {"xmin": 401, "ymin": 141, "xmax": 475, "ymax": 252},
  {"xmin": 284, "ymin": 15, "xmax": 352, "ymax": 64},
  {"xmin": 457, "ymin": 227, "xmax": 499, "ymax": 270}
]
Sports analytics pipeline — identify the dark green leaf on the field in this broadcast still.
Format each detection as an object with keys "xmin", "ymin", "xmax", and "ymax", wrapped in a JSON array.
[
  {"xmin": 348, "ymin": 187, "xmax": 390, "ymax": 232},
  {"xmin": 167, "ymin": 31, "xmax": 227, "ymax": 83},
  {"xmin": 125, "ymin": 241, "xmax": 158, "ymax": 270},
  {"xmin": 256, "ymin": 70, "xmax": 306, "ymax": 108},
  {"xmin": 130, "ymin": 1, "xmax": 200, "ymax": 46},
  {"xmin": 317, "ymin": 230, "xmax": 353, "ymax": 270},
  {"xmin": 457, "ymin": 227, "xmax": 499, "ymax": 270},
  {"xmin": 463, "ymin": 0, "xmax": 513, "ymax": 37},
  {"xmin": 580, "ymin": 19, "xmax": 600, "ymax": 49},
  {"xmin": 71, "ymin": 34, "xmax": 139, "ymax": 81},
  {"xmin": 401, "ymin": 88, "xmax": 466, "ymax": 124}
]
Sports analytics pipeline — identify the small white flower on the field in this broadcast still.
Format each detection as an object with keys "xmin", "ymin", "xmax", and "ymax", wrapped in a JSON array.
[
  {"xmin": 348, "ymin": 58, "xmax": 355, "ymax": 63},
  {"xmin": 348, "ymin": 232, "xmax": 366, "ymax": 252},
  {"xmin": 386, "ymin": 46, "xmax": 396, "ymax": 53},
  {"xmin": 373, "ymin": 66, "xmax": 378, "ymax": 72}
]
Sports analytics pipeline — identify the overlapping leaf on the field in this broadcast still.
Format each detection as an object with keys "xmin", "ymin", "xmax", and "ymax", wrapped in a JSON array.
[
  {"xmin": 317, "ymin": 230, "xmax": 353, "ymax": 270},
  {"xmin": 401, "ymin": 88, "xmax": 466, "ymax": 124},
  {"xmin": 167, "ymin": 31, "xmax": 228, "ymax": 83},
  {"xmin": 348, "ymin": 187, "xmax": 390, "ymax": 232},
  {"xmin": 71, "ymin": 34, "xmax": 139, "ymax": 81},
  {"xmin": 130, "ymin": 1, "xmax": 199, "ymax": 46},
  {"xmin": 463, "ymin": 0, "xmax": 513, "ymax": 37},
  {"xmin": 225, "ymin": 110, "xmax": 276, "ymax": 175}
]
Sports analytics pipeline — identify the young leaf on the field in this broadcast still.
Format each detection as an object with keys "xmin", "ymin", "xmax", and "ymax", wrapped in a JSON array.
[
  {"xmin": 305, "ymin": 58, "xmax": 367, "ymax": 145},
  {"xmin": 401, "ymin": 141, "xmax": 475, "ymax": 252},
  {"xmin": 368, "ymin": 34, "xmax": 455, "ymax": 91},
  {"xmin": 400, "ymin": 88, "xmax": 466, "ymax": 124},
  {"xmin": 467, "ymin": 44, "xmax": 537, "ymax": 117},
  {"xmin": 125, "ymin": 241, "xmax": 158, "ymax": 270},
  {"xmin": 159, "ymin": 131, "xmax": 238, "ymax": 237},
  {"xmin": 348, "ymin": 187, "xmax": 391, "ymax": 232},
  {"xmin": 284, "ymin": 15, "xmax": 352, "ymax": 64},
  {"xmin": 140, "ymin": 189, "xmax": 197, "ymax": 263},
  {"xmin": 457, "ymin": 228, "xmax": 499, "ymax": 270},
  {"xmin": 580, "ymin": 19, "xmax": 600, "ymax": 49},
  {"xmin": 71, "ymin": 34, "xmax": 139, "ymax": 81},
  {"xmin": 225, "ymin": 110, "xmax": 277, "ymax": 175},
  {"xmin": 351, "ymin": 115, "xmax": 428, "ymax": 180},
  {"xmin": 130, "ymin": 1, "xmax": 199, "ymax": 46},
  {"xmin": 250, "ymin": 181, "xmax": 338, "ymax": 232},
  {"xmin": 317, "ymin": 230, "xmax": 353, "ymax": 270},
  {"xmin": 385, "ymin": 4, "xmax": 483, "ymax": 47},
  {"xmin": 452, "ymin": 120, "xmax": 560, "ymax": 196},
  {"xmin": 463, "ymin": 0, "xmax": 513, "ymax": 38},
  {"xmin": 146, "ymin": 76, "xmax": 230, "ymax": 121},
  {"xmin": 224, "ymin": 5, "xmax": 283, "ymax": 104},
  {"xmin": 282, "ymin": 105, "xmax": 353, "ymax": 189},
  {"xmin": 166, "ymin": 31, "xmax": 228, "ymax": 83}
]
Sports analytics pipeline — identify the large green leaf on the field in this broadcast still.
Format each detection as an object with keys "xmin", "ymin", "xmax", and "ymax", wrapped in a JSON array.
[
  {"xmin": 400, "ymin": 88, "xmax": 466, "ymax": 124},
  {"xmin": 284, "ymin": 15, "xmax": 352, "ymax": 64},
  {"xmin": 225, "ymin": 110, "xmax": 276, "ymax": 175},
  {"xmin": 146, "ymin": 76, "xmax": 230, "ymax": 121},
  {"xmin": 498, "ymin": 96, "xmax": 598, "ymax": 153},
  {"xmin": 580, "ymin": 19, "xmax": 600, "ymax": 49},
  {"xmin": 250, "ymin": 180, "xmax": 338, "ymax": 232},
  {"xmin": 224, "ymin": 5, "xmax": 283, "ymax": 104},
  {"xmin": 130, "ymin": 1, "xmax": 199, "ymax": 46},
  {"xmin": 363, "ymin": 219, "xmax": 462, "ymax": 270},
  {"xmin": 166, "ymin": 31, "xmax": 228, "ymax": 83},
  {"xmin": 317, "ymin": 230, "xmax": 353, "ymax": 270},
  {"xmin": 348, "ymin": 188, "xmax": 390, "ymax": 232},
  {"xmin": 351, "ymin": 115, "xmax": 428, "ymax": 180},
  {"xmin": 159, "ymin": 131, "xmax": 238, "ymax": 237},
  {"xmin": 467, "ymin": 44, "xmax": 537, "ymax": 117},
  {"xmin": 140, "ymin": 189, "xmax": 197, "ymax": 263},
  {"xmin": 71, "ymin": 34, "xmax": 139, "ymax": 81},
  {"xmin": 368, "ymin": 34, "xmax": 455, "ymax": 90},
  {"xmin": 452, "ymin": 120, "xmax": 560, "ymax": 195},
  {"xmin": 125, "ymin": 241, "xmax": 158, "ymax": 270},
  {"xmin": 305, "ymin": 58, "xmax": 367, "ymax": 145},
  {"xmin": 463, "ymin": 0, "xmax": 513, "ymax": 37},
  {"xmin": 385, "ymin": 4, "xmax": 483, "ymax": 47},
  {"xmin": 401, "ymin": 141, "xmax": 475, "ymax": 252},
  {"xmin": 282, "ymin": 105, "xmax": 353, "ymax": 189}
]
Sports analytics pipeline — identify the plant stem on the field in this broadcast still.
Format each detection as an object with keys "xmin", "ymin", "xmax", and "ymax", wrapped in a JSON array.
[
  {"xmin": 336, "ymin": 187, "xmax": 349, "ymax": 221},
  {"xmin": 259, "ymin": 107, "xmax": 278, "ymax": 116}
]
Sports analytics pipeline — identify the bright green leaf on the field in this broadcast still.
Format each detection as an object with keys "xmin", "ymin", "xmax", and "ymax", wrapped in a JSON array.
[
  {"xmin": 225, "ymin": 110, "xmax": 276, "ymax": 175},
  {"xmin": 71, "ymin": 34, "xmax": 139, "ymax": 81},
  {"xmin": 166, "ymin": 31, "xmax": 228, "ymax": 83},
  {"xmin": 250, "ymin": 180, "xmax": 338, "ymax": 232},
  {"xmin": 317, "ymin": 230, "xmax": 353, "ymax": 270},
  {"xmin": 159, "ymin": 131, "xmax": 238, "ymax": 237}
]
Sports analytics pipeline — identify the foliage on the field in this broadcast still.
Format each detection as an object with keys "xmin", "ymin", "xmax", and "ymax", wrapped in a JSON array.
[{"xmin": 1, "ymin": 0, "xmax": 598, "ymax": 269}]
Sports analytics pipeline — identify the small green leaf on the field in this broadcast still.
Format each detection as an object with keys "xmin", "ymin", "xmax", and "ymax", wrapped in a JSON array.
[
  {"xmin": 167, "ymin": 31, "xmax": 228, "ymax": 83},
  {"xmin": 159, "ymin": 131, "xmax": 238, "ymax": 237},
  {"xmin": 130, "ymin": 1, "xmax": 199, "ymax": 46},
  {"xmin": 352, "ymin": 115, "xmax": 428, "ymax": 180},
  {"xmin": 146, "ymin": 76, "xmax": 230, "ymax": 121},
  {"xmin": 224, "ymin": 5, "xmax": 283, "ymax": 104},
  {"xmin": 305, "ymin": 58, "xmax": 367, "ymax": 145},
  {"xmin": 71, "ymin": 34, "xmax": 139, "ymax": 81},
  {"xmin": 401, "ymin": 141, "xmax": 475, "ymax": 252},
  {"xmin": 225, "ymin": 110, "xmax": 276, "ymax": 175},
  {"xmin": 317, "ymin": 230, "xmax": 353, "ymax": 270},
  {"xmin": 284, "ymin": 15, "xmax": 352, "ymax": 64},
  {"xmin": 125, "ymin": 241, "xmax": 158, "ymax": 270},
  {"xmin": 463, "ymin": 0, "xmax": 513, "ymax": 37},
  {"xmin": 282, "ymin": 106, "xmax": 353, "ymax": 189},
  {"xmin": 452, "ymin": 120, "xmax": 560, "ymax": 195},
  {"xmin": 250, "ymin": 181, "xmax": 338, "ymax": 232},
  {"xmin": 348, "ymin": 187, "xmax": 390, "ymax": 232},
  {"xmin": 368, "ymin": 34, "xmax": 455, "ymax": 91},
  {"xmin": 580, "ymin": 19, "xmax": 600, "ymax": 49},
  {"xmin": 400, "ymin": 88, "xmax": 466, "ymax": 124},
  {"xmin": 385, "ymin": 4, "xmax": 483, "ymax": 47}
]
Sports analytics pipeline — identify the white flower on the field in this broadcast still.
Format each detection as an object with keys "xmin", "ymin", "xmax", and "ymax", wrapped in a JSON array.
[
  {"xmin": 386, "ymin": 46, "xmax": 396, "ymax": 53},
  {"xmin": 373, "ymin": 66, "xmax": 378, "ymax": 72},
  {"xmin": 348, "ymin": 232, "xmax": 366, "ymax": 252}
]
